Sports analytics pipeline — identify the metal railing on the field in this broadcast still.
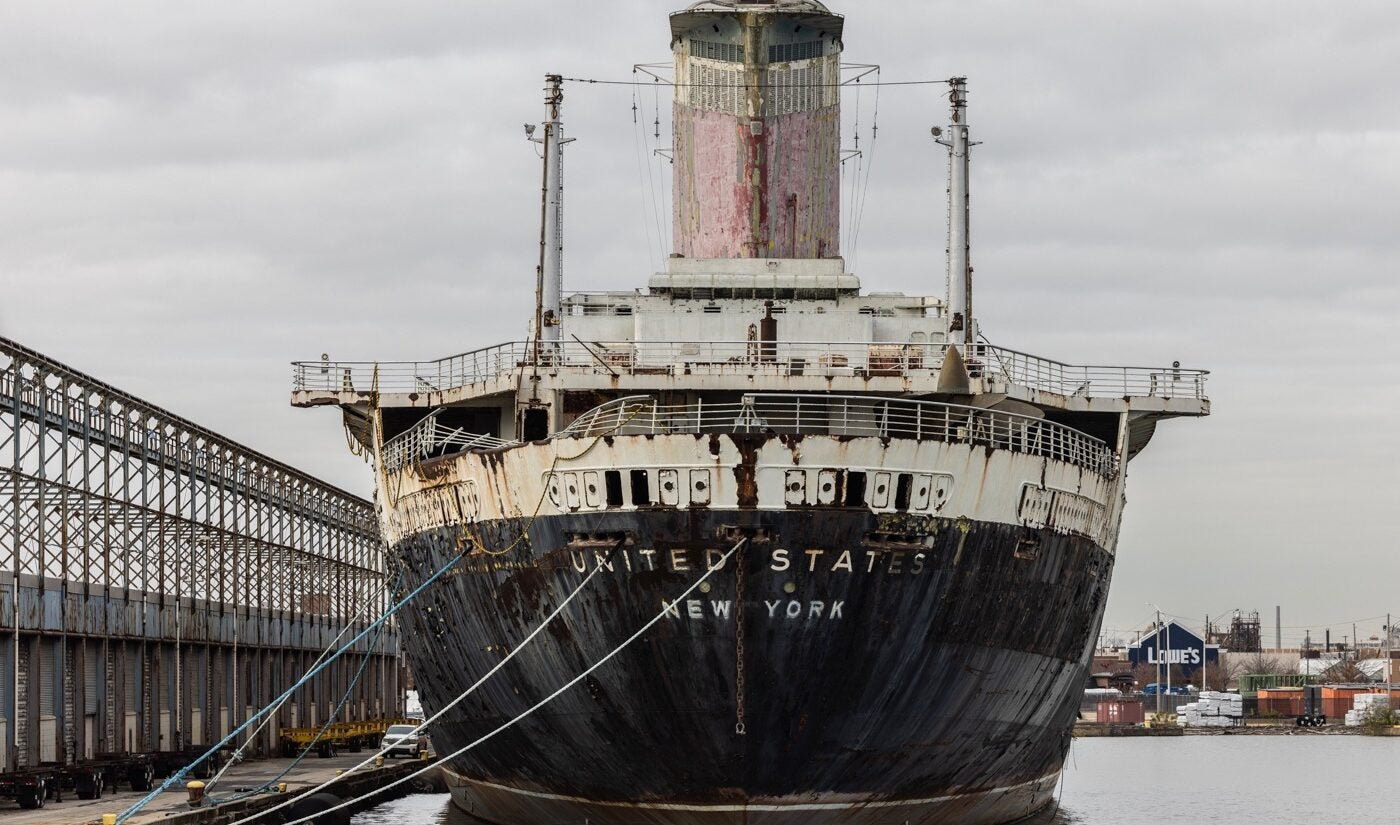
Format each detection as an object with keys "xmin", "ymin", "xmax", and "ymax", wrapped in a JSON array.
[
  {"xmin": 563, "ymin": 394, "xmax": 1117, "ymax": 477},
  {"xmin": 294, "ymin": 340, "xmax": 1208, "ymax": 401},
  {"xmin": 294, "ymin": 341, "xmax": 531, "ymax": 395},
  {"xmin": 977, "ymin": 345, "xmax": 1208, "ymax": 400},
  {"xmin": 379, "ymin": 410, "xmax": 512, "ymax": 475}
]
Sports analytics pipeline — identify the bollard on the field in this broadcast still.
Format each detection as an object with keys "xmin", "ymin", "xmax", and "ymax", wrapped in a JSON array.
[
  {"xmin": 102, "ymin": 816, "xmax": 117, "ymax": 825},
  {"xmin": 187, "ymin": 780, "xmax": 206, "ymax": 808}
]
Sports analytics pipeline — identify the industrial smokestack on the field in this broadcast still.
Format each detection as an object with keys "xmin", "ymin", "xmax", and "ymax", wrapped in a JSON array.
[{"xmin": 1276, "ymin": 605, "xmax": 1281, "ymax": 649}]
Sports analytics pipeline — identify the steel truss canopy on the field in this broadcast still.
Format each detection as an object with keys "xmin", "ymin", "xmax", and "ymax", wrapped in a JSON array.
[{"xmin": 1, "ymin": 336, "xmax": 385, "ymax": 618}]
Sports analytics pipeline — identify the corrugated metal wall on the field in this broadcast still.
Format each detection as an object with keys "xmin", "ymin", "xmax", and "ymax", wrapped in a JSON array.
[{"xmin": 0, "ymin": 593, "xmax": 406, "ymax": 766}]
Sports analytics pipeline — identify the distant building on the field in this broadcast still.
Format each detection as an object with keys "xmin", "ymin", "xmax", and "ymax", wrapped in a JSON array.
[{"xmin": 1127, "ymin": 621, "xmax": 1221, "ymax": 677}]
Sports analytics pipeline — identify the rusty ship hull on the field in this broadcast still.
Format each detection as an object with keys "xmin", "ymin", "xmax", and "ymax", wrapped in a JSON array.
[{"xmin": 392, "ymin": 503, "xmax": 1110, "ymax": 825}]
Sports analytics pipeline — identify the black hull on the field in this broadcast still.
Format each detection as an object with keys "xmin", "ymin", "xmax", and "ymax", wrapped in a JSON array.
[{"xmin": 392, "ymin": 508, "xmax": 1111, "ymax": 825}]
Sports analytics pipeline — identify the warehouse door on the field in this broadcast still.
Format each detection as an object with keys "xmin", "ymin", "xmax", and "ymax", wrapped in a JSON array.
[
  {"xmin": 84, "ymin": 644, "xmax": 98, "ymax": 758},
  {"xmin": 39, "ymin": 642, "xmax": 57, "ymax": 764}
]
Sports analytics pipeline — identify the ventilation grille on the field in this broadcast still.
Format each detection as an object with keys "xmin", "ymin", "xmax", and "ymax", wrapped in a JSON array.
[
  {"xmin": 766, "ymin": 63, "xmax": 824, "ymax": 115},
  {"xmin": 770, "ymin": 41, "xmax": 823, "ymax": 62},
  {"xmin": 684, "ymin": 55, "xmax": 838, "ymax": 117},
  {"xmin": 690, "ymin": 39, "xmax": 744, "ymax": 62},
  {"xmin": 686, "ymin": 60, "xmax": 744, "ymax": 114}
]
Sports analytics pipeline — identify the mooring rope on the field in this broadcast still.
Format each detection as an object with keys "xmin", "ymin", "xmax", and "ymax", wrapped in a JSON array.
[
  {"xmin": 235, "ymin": 537, "xmax": 748, "ymax": 825},
  {"xmin": 207, "ymin": 571, "xmax": 403, "ymax": 803},
  {"xmin": 114, "ymin": 554, "xmax": 461, "ymax": 824},
  {"xmin": 223, "ymin": 545, "xmax": 617, "ymax": 825}
]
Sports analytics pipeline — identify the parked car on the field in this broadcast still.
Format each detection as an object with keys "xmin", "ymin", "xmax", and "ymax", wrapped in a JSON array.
[
  {"xmin": 1142, "ymin": 683, "xmax": 1192, "ymax": 696},
  {"xmin": 380, "ymin": 724, "xmax": 425, "ymax": 758}
]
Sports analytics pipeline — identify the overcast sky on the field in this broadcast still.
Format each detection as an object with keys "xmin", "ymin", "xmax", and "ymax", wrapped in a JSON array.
[{"xmin": 2, "ymin": 1, "xmax": 1397, "ymax": 647}]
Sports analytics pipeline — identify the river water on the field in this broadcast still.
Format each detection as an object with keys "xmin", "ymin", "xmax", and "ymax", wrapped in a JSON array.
[{"xmin": 351, "ymin": 735, "xmax": 1395, "ymax": 825}]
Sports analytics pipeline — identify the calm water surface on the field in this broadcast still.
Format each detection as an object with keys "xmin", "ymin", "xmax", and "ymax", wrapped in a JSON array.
[{"xmin": 352, "ymin": 735, "xmax": 1395, "ymax": 825}]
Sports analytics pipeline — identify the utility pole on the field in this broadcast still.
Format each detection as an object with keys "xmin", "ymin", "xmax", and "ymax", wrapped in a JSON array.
[
  {"xmin": 1377, "ymin": 610, "xmax": 1388, "ymax": 689},
  {"xmin": 1154, "ymin": 607, "xmax": 1163, "ymax": 718}
]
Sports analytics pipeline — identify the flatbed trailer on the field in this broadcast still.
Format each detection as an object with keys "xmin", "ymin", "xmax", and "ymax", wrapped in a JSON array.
[
  {"xmin": 279, "ymin": 717, "xmax": 418, "ymax": 758},
  {"xmin": 0, "ymin": 748, "xmax": 222, "ymax": 810}
]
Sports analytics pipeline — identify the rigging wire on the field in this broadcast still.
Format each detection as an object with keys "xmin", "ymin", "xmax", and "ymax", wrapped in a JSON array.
[
  {"xmin": 1155, "ymin": 609, "xmax": 1392, "ymax": 633},
  {"xmin": 234, "ymin": 537, "xmax": 750, "ymax": 825},
  {"xmin": 851, "ymin": 67, "xmax": 881, "ymax": 265},
  {"xmin": 846, "ymin": 79, "xmax": 863, "ymax": 265},
  {"xmin": 630, "ymin": 72, "xmax": 661, "ymax": 267},
  {"xmin": 645, "ymin": 76, "xmax": 669, "ymax": 261},
  {"xmin": 562, "ymin": 76, "xmax": 951, "ymax": 88}
]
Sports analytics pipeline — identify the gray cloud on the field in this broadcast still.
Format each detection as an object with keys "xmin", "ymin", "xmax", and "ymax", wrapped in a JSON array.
[{"xmin": 2, "ymin": 0, "xmax": 1396, "ymax": 644}]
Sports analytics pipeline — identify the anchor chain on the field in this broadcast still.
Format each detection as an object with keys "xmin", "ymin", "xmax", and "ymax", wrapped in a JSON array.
[{"xmin": 735, "ymin": 542, "xmax": 747, "ymax": 735}]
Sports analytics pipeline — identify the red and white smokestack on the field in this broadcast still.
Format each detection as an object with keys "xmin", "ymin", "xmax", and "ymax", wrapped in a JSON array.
[{"xmin": 669, "ymin": 1, "xmax": 844, "ymax": 260}]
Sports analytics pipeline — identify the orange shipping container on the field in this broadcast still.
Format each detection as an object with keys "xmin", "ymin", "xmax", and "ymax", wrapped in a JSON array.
[
  {"xmin": 1322, "ymin": 686, "xmax": 1400, "ymax": 720},
  {"xmin": 1257, "ymin": 687, "xmax": 1304, "ymax": 718},
  {"xmin": 1322, "ymin": 687, "xmax": 1368, "ymax": 720}
]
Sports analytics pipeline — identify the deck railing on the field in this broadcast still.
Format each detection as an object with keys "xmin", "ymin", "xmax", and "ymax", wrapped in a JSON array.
[
  {"xmin": 294, "ymin": 340, "xmax": 1208, "ymax": 401},
  {"xmin": 563, "ymin": 394, "xmax": 1118, "ymax": 477},
  {"xmin": 379, "ymin": 410, "xmax": 512, "ymax": 475}
]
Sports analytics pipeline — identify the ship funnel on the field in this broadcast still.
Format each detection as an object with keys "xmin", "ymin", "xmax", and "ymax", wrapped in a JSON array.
[{"xmin": 669, "ymin": 1, "xmax": 844, "ymax": 260}]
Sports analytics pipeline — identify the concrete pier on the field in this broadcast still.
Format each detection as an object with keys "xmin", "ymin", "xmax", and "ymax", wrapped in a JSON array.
[{"xmin": 0, "ymin": 751, "xmax": 441, "ymax": 824}]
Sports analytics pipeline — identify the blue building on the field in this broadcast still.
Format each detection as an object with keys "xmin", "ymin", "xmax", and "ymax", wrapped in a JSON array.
[{"xmin": 1127, "ymin": 621, "xmax": 1221, "ymax": 677}]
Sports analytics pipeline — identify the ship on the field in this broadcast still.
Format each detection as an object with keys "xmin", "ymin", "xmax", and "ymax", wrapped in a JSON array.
[{"xmin": 292, "ymin": 2, "xmax": 1210, "ymax": 823}]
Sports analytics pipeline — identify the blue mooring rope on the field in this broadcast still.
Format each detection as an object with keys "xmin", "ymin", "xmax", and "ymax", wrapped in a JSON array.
[
  {"xmin": 115, "ymin": 555, "xmax": 454, "ymax": 824},
  {"xmin": 209, "ymin": 571, "xmax": 402, "ymax": 804}
]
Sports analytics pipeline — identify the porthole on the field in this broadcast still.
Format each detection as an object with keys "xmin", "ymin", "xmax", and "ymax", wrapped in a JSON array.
[
  {"xmin": 659, "ymin": 469, "xmax": 680, "ymax": 506},
  {"xmin": 563, "ymin": 472, "xmax": 582, "ymax": 509},
  {"xmin": 690, "ymin": 469, "xmax": 711, "ymax": 505},
  {"xmin": 785, "ymin": 470, "xmax": 807, "ymax": 505},
  {"xmin": 817, "ymin": 469, "xmax": 840, "ymax": 505},
  {"xmin": 583, "ymin": 471, "xmax": 602, "ymax": 509},
  {"xmin": 871, "ymin": 472, "xmax": 891, "ymax": 508}
]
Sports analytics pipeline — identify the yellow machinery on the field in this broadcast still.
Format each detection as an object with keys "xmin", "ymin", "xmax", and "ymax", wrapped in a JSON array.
[{"xmin": 278, "ymin": 717, "xmax": 419, "ymax": 758}]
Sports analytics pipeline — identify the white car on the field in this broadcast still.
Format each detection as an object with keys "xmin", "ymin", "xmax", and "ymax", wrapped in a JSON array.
[{"xmin": 380, "ymin": 724, "xmax": 425, "ymax": 758}]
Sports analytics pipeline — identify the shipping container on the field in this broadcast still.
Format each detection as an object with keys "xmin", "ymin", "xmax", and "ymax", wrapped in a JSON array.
[
  {"xmin": 1320, "ymin": 686, "xmax": 1400, "ymax": 720},
  {"xmin": 1257, "ymin": 687, "xmax": 1305, "ymax": 717},
  {"xmin": 1097, "ymin": 700, "xmax": 1145, "ymax": 725}
]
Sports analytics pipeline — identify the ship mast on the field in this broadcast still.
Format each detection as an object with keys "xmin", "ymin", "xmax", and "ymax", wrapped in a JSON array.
[
  {"xmin": 939, "ymin": 77, "xmax": 973, "ymax": 345},
  {"xmin": 532, "ymin": 73, "xmax": 567, "ymax": 366}
]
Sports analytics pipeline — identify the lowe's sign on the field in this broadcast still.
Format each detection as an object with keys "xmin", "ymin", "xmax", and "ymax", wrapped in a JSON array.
[{"xmin": 1128, "ymin": 621, "xmax": 1220, "ymax": 675}]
